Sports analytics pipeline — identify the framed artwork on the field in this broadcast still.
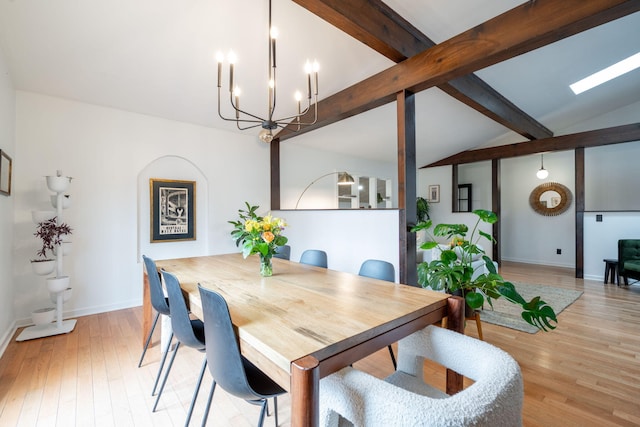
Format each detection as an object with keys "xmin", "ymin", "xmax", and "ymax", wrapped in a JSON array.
[
  {"xmin": 150, "ymin": 179, "xmax": 196, "ymax": 242},
  {"xmin": 0, "ymin": 150, "xmax": 12, "ymax": 196},
  {"xmin": 428, "ymin": 184, "xmax": 440, "ymax": 203}
]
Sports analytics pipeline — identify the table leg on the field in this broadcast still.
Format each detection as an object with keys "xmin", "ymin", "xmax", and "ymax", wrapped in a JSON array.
[
  {"xmin": 445, "ymin": 296, "xmax": 465, "ymax": 395},
  {"xmin": 142, "ymin": 271, "xmax": 152, "ymax": 348},
  {"xmin": 291, "ymin": 355, "xmax": 320, "ymax": 427}
]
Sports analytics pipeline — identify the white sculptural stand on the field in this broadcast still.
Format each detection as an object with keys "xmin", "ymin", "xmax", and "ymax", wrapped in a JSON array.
[{"xmin": 17, "ymin": 172, "xmax": 77, "ymax": 341}]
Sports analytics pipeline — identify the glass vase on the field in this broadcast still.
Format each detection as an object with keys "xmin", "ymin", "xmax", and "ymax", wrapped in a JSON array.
[{"xmin": 260, "ymin": 255, "xmax": 273, "ymax": 277}]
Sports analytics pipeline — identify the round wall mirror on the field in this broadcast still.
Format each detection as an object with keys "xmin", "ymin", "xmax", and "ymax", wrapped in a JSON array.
[{"xmin": 529, "ymin": 182, "xmax": 572, "ymax": 216}]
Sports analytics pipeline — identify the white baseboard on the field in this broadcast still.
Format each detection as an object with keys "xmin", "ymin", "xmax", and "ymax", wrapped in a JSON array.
[
  {"xmin": 14, "ymin": 298, "xmax": 142, "ymax": 328},
  {"xmin": 0, "ymin": 321, "xmax": 18, "ymax": 359},
  {"xmin": 501, "ymin": 257, "xmax": 574, "ymax": 269}
]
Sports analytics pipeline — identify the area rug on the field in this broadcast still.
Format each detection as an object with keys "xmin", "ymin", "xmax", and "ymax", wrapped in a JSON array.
[{"xmin": 478, "ymin": 282, "xmax": 583, "ymax": 333}]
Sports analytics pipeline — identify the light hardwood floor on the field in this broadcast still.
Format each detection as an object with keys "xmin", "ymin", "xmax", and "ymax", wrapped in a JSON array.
[{"xmin": 1, "ymin": 262, "xmax": 639, "ymax": 426}]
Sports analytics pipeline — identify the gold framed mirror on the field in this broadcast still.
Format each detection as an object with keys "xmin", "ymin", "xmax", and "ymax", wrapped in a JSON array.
[{"xmin": 529, "ymin": 182, "xmax": 572, "ymax": 216}]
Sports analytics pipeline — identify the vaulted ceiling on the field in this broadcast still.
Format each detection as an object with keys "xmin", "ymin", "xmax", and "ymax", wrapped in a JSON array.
[{"xmin": 0, "ymin": 1, "xmax": 638, "ymax": 166}]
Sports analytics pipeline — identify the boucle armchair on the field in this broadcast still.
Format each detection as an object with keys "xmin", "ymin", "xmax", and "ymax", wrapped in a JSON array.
[{"xmin": 320, "ymin": 325, "xmax": 523, "ymax": 427}]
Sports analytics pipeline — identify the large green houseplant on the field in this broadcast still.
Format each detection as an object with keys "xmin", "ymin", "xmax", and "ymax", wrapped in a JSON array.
[{"xmin": 412, "ymin": 209, "xmax": 557, "ymax": 331}]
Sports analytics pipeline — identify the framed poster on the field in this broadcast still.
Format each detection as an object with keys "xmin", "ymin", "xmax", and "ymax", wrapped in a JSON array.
[
  {"xmin": 0, "ymin": 150, "xmax": 12, "ymax": 196},
  {"xmin": 150, "ymin": 179, "xmax": 196, "ymax": 242},
  {"xmin": 428, "ymin": 184, "xmax": 440, "ymax": 203}
]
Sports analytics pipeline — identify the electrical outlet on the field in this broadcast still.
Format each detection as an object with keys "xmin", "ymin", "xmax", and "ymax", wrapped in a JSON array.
[{"xmin": 556, "ymin": 249, "xmax": 562, "ymax": 255}]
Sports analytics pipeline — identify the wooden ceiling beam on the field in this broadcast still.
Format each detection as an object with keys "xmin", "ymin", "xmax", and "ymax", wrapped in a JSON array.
[
  {"xmin": 292, "ymin": 0, "xmax": 552, "ymax": 139},
  {"xmin": 423, "ymin": 123, "xmax": 640, "ymax": 167},
  {"xmin": 277, "ymin": 0, "xmax": 639, "ymax": 141}
]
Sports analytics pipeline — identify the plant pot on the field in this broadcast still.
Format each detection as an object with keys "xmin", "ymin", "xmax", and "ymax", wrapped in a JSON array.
[
  {"xmin": 50, "ymin": 287, "xmax": 72, "ymax": 303},
  {"xmin": 31, "ymin": 210, "xmax": 56, "ymax": 224},
  {"xmin": 46, "ymin": 175, "xmax": 71, "ymax": 193},
  {"xmin": 47, "ymin": 276, "xmax": 70, "ymax": 293},
  {"xmin": 451, "ymin": 288, "xmax": 478, "ymax": 318},
  {"xmin": 53, "ymin": 241, "xmax": 72, "ymax": 256},
  {"xmin": 50, "ymin": 194, "xmax": 71, "ymax": 209},
  {"xmin": 32, "ymin": 307, "xmax": 55, "ymax": 325},
  {"xmin": 31, "ymin": 259, "xmax": 56, "ymax": 275}
]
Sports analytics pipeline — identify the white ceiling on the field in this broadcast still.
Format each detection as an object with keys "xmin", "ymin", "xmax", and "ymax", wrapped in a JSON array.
[{"xmin": 0, "ymin": 1, "xmax": 638, "ymax": 166}]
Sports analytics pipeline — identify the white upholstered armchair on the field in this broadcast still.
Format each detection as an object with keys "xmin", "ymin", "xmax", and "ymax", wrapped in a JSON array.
[{"xmin": 320, "ymin": 325, "xmax": 523, "ymax": 427}]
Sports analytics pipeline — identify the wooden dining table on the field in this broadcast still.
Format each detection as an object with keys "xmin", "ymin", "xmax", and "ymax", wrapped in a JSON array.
[{"xmin": 143, "ymin": 253, "xmax": 464, "ymax": 427}]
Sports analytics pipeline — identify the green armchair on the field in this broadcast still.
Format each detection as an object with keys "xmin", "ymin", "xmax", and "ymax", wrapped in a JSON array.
[{"xmin": 618, "ymin": 239, "xmax": 640, "ymax": 286}]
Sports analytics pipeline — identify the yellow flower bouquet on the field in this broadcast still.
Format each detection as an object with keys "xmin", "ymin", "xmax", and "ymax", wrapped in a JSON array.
[{"xmin": 229, "ymin": 202, "xmax": 288, "ymax": 276}]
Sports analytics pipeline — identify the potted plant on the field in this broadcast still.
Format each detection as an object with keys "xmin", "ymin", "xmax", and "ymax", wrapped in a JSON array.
[
  {"xmin": 416, "ymin": 196, "xmax": 430, "ymax": 222},
  {"xmin": 229, "ymin": 202, "xmax": 288, "ymax": 277},
  {"xmin": 31, "ymin": 217, "xmax": 72, "ymax": 276},
  {"xmin": 412, "ymin": 209, "xmax": 557, "ymax": 331}
]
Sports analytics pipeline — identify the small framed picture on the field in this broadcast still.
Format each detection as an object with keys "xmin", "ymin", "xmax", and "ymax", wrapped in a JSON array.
[
  {"xmin": 150, "ymin": 179, "xmax": 196, "ymax": 243},
  {"xmin": 0, "ymin": 150, "xmax": 12, "ymax": 196},
  {"xmin": 428, "ymin": 184, "xmax": 440, "ymax": 203}
]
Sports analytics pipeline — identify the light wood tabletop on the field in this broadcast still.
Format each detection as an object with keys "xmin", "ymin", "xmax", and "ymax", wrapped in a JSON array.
[{"xmin": 144, "ymin": 253, "xmax": 463, "ymax": 427}]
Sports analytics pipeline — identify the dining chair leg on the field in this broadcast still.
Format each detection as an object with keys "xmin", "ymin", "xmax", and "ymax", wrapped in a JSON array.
[
  {"xmin": 138, "ymin": 311, "xmax": 160, "ymax": 367},
  {"xmin": 257, "ymin": 399, "xmax": 268, "ymax": 427},
  {"xmin": 152, "ymin": 331, "xmax": 174, "ymax": 396},
  {"xmin": 153, "ymin": 341, "xmax": 181, "ymax": 412},
  {"xmin": 184, "ymin": 356, "xmax": 207, "ymax": 427},
  {"xmin": 200, "ymin": 380, "xmax": 217, "ymax": 427},
  {"xmin": 272, "ymin": 396, "xmax": 278, "ymax": 427},
  {"xmin": 387, "ymin": 345, "xmax": 397, "ymax": 370}
]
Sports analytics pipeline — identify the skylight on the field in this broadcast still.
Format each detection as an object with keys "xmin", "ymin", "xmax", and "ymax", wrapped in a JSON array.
[{"xmin": 570, "ymin": 52, "xmax": 640, "ymax": 95}]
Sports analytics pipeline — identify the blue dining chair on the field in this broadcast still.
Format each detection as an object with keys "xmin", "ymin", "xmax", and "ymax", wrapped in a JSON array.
[
  {"xmin": 273, "ymin": 244, "xmax": 291, "ymax": 260},
  {"xmin": 358, "ymin": 259, "xmax": 397, "ymax": 369},
  {"xmin": 198, "ymin": 284, "xmax": 286, "ymax": 427},
  {"xmin": 300, "ymin": 249, "xmax": 328, "ymax": 268},
  {"xmin": 154, "ymin": 271, "xmax": 209, "ymax": 426},
  {"xmin": 141, "ymin": 255, "xmax": 173, "ymax": 396}
]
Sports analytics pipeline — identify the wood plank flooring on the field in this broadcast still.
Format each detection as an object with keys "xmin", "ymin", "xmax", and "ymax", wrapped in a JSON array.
[{"xmin": 0, "ymin": 262, "xmax": 639, "ymax": 426}]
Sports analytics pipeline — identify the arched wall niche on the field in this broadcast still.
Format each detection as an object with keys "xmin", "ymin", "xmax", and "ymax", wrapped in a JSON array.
[{"xmin": 137, "ymin": 155, "xmax": 209, "ymax": 261}]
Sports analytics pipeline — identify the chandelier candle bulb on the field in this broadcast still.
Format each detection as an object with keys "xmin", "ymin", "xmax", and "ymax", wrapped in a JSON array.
[
  {"xmin": 314, "ymin": 62, "xmax": 319, "ymax": 95},
  {"xmin": 270, "ymin": 27, "xmax": 277, "ymax": 68},
  {"xmin": 305, "ymin": 61, "xmax": 312, "ymax": 99},
  {"xmin": 228, "ymin": 50, "xmax": 236, "ymax": 91},
  {"xmin": 216, "ymin": 52, "xmax": 224, "ymax": 87}
]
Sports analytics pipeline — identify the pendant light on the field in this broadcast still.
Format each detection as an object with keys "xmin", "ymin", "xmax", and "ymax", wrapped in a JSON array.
[{"xmin": 536, "ymin": 154, "xmax": 549, "ymax": 179}]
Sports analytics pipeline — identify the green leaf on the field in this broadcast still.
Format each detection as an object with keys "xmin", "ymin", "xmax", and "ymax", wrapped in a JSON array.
[
  {"xmin": 496, "ymin": 282, "xmax": 527, "ymax": 305},
  {"xmin": 478, "ymin": 230, "xmax": 495, "ymax": 243},
  {"xmin": 419, "ymin": 241, "xmax": 438, "ymax": 250},
  {"xmin": 483, "ymin": 255, "xmax": 497, "ymax": 274},
  {"xmin": 411, "ymin": 220, "xmax": 432, "ymax": 232},
  {"xmin": 465, "ymin": 291, "xmax": 484, "ymax": 309},
  {"xmin": 473, "ymin": 209, "xmax": 497, "ymax": 224}
]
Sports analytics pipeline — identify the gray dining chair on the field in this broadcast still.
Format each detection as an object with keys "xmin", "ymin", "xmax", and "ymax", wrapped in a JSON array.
[
  {"xmin": 300, "ymin": 249, "xmax": 328, "ymax": 268},
  {"xmin": 198, "ymin": 284, "xmax": 286, "ymax": 427},
  {"xmin": 358, "ymin": 259, "xmax": 397, "ymax": 369},
  {"xmin": 141, "ymin": 255, "xmax": 173, "ymax": 397},
  {"xmin": 155, "ymin": 271, "xmax": 209, "ymax": 426},
  {"xmin": 273, "ymin": 244, "xmax": 291, "ymax": 260}
]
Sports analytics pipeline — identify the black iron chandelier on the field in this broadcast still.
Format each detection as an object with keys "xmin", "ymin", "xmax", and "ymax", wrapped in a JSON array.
[{"xmin": 216, "ymin": 0, "xmax": 319, "ymax": 143}]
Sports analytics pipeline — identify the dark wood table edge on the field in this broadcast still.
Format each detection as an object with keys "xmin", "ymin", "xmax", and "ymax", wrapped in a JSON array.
[{"xmin": 289, "ymin": 295, "xmax": 464, "ymax": 427}]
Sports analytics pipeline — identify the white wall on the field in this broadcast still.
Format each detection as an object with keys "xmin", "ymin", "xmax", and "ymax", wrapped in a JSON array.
[
  {"xmin": 500, "ymin": 151, "xmax": 575, "ymax": 267},
  {"xmin": 273, "ymin": 209, "xmax": 401, "ymax": 281},
  {"xmin": 419, "ymin": 101, "xmax": 640, "ymax": 280},
  {"xmin": 0, "ymin": 46, "xmax": 16, "ymax": 352},
  {"xmin": 12, "ymin": 92, "xmax": 269, "ymax": 325},
  {"xmin": 584, "ymin": 212, "xmax": 640, "ymax": 280},
  {"xmin": 280, "ymin": 143, "xmax": 397, "ymax": 209}
]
